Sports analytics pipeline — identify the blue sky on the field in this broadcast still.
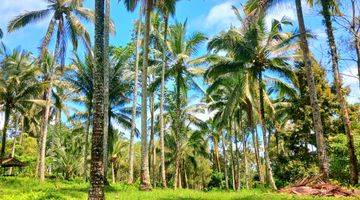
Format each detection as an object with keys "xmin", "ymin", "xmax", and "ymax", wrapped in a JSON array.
[{"xmin": 0, "ymin": 0, "xmax": 359, "ymax": 129}]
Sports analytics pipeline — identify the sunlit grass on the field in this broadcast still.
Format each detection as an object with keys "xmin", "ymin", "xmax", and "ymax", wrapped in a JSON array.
[{"xmin": 0, "ymin": 177, "xmax": 356, "ymax": 200}]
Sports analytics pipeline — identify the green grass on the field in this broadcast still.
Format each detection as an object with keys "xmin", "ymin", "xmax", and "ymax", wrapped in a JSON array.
[{"xmin": 0, "ymin": 177, "xmax": 356, "ymax": 200}]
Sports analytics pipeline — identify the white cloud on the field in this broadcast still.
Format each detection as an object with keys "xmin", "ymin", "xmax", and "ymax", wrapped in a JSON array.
[
  {"xmin": 341, "ymin": 65, "xmax": 360, "ymax": 104},
  {"xmin": 204, "ymin": 0, "xmax": 241, "ymax": 31}
]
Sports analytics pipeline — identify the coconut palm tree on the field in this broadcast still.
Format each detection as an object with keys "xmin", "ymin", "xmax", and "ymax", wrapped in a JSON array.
[
  {"xmin": 89, "ymin": 0, "xmax": 105, "ymax": 198},
  {"xmin": 156, "ymin": 0, "xmax": 178, "ymax": 188},
  {"xmin": 319, "ymin": 0, "xmax": 358, "ymax": 184},
  {"xmin": 206, "ymin": 11, "xmax": 299, "ymax": 189},
  {"xmin": 0, "ymin": 49, "xmax": 46, "ymax": 160},
  {"xmin": 8, "ymin": 0, "xmax": 94, "ymax": 182}
]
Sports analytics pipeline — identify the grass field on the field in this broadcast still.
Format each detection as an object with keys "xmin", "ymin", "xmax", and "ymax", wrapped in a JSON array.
[{"xmin": 0, "ymin": 177, "xmax": 357, "ymax": 200}]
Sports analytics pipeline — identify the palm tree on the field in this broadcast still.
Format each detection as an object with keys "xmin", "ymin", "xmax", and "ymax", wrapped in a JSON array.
[
  {"xmin": 206, "ymin": 11, "xmax": 299, "ymax": 189},
  {"xmin": 156, "ymin": 0, "xmax": 178, "ymax": 188},
  {"xmin": 103, "ymin": 0, "xmax": 111, "ymax": 185},
  {"xmin": 89, "ymin": 0, "xmax": 105, "ymax": 198},
  {"xmin": 293, "ymin": 0, "xmax": 329, "ymax": 180},
  {"xmin": 150, "ymin": 21, "xmax": 207, "ymax": 188},
  {"xmin": 0, "ymin": 49, "xmax": 46, "ymax": 160},
  {"xmin": 319, "ymin": 0, "xmax": 358, "ymax": 184},
  {"xmin": 8, "ymin": 0, "xmax": 94, "ymax": 182}
]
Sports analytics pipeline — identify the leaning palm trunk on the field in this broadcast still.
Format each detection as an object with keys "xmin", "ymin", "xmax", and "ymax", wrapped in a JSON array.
[
  {"xmin": 350, "ymin": 0, "xmax": 360, "ymax": 89},
  {"xmin": 258, "ymin": 72, "xmax": 277, "ymax": 190},
  {"xmin": 139, "ymin": 0, "xmax": 152, "ymax": 190},
  {"xmin": 128, "ymin": 6, "xmax": 143, "ymax": 184},
  {"xmin": 159, "ymin": 13, "xmax": 169, "ymax": 188},
  {"xmin": 320, "ymin": 0, "xmax": 358, "ymax": 184},
  {"xmin": 38, "ymin": 85, "xmax": 52, "ymax": 181},
  {"xmin": 102, "ymin": 0, "xmax": 110, "ymax": 185},
  {"xmin": 220, "ymin": 129, "xmax": 229, "ymax": 190},
  {"xmin": 89, "ymin": 0, "xmax": 105, "ymax": 198},
  {"xmin": 212, "ymin": 135, "xmax": 221, "ymax": 171},
  {"xmin": 0, "ymin": 107, "xmax": 10, "ymax": 160},
  {"xmin": 295, "ymin": 0, "xmax": 330, "ymax": 180}
]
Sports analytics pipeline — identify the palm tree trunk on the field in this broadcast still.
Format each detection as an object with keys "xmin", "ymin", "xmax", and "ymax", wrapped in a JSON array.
[
  {"xmin": 258, "ymin": 71, "xmax": 277, "ymax": 190},
  {"xmin": 220, "ymin": 129, "xmax": 229, "ymax": 190},
  {"xmin": 128, "ymin": 6, "xmax": 143, "ymax": 185},
  {"xmin": 229, "ymin": 131, "xmax": 236, "ymax": 191},
  {"xmin": 243, "ymin": 135, "xmax": 250, "ymax": 189},
  {"xmin": 320, "ymin": 0, "xmax": 358, "ymax": 184},
  {"xmin": 212, "ymin": 134, "xmax": 221, "ymax": 172},
  {"xmin": 234, "ymin": 123, "xmax": 240, "ymax": 190},
  {"xmin": 246, "ymin": 102, "xmax": 263, "ymax": 184},
  {"xmin": 295, "ymin": 0, "xmax": 330, "ymax": 180},
  {"xmin": 102, "ymin": 0, "xmax": 110, "ymax": 186},
  {"xmin": 140, "ymin": 0, "xmax": 152, "ymax": 190},
  {"xmin": 38, "ymin": 85, "xmax": 52, "ymax": 182},
  {"xmin": 83, "ymin": 107, "xmax": 92, "ymax": 181},
  {"xmin": 111, "ymin": 162, "xmax": 115, "ymax": 184},
  {"xmin": 0, "ymin": 107, "xmax": 10, "ymax": 160},
  {"xmin": 89, "ymin": 0, "xmax": 105, "ymax": 198},
  {"xmin": 9, "ymin": 116, "xmax": 19, "ymax": 175},
  {"xmin": 149, "ymin": 92, "xmax": 156, "ymax": 187},
  {"xmin": 174, "ymin": 153, "xmax": 180, "ymax": 189},
  {"xmin": 159, "ymin": 13, "xmax": 169, "ymax": 189}
]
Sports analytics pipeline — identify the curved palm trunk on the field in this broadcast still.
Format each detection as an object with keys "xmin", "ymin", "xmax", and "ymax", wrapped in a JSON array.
[
  {"xmin": 159, "ymin": 14, "xmax": 169, "ymax": 188},
  {"xmin": 83, "ymin": 107, "xmax": 92, "ymax": 181},
  {"xmin": 212, "ymin": 134, "xmax": 221, "ymax": 172},
  {"xmin": 258, "ymin": 71, "xmax": 277, "ymax": 190},
  {"xmin": 38, "ymin": 85, "xmax": 52, "ymax": 182},
  {"xmin": 102, "ymin": 0, "xmax": 110, "ymax": 186},
  {"xmin": 89, "ymin": 0, "xmax": 105, "ymax": 198},
  {"xmin": 320, "ymin": 0, "xmax": 358, "ymax": 184},
  {"xmin": 220, "ymin": 129, "xmax": 229, "ymax": 190},
  {"xmin": 0, "ymin": 107, "xmax": 10, "ymax": 160},
  {"xmin": 295, "ymin": 0, "xmax": 329, "ymax": 180},
  {"xmin": 140, "ymin": 0, "xmax": 152, "ymax": 190},
  {"xmin": 128, "ymin": 6, "xmax": 143, "ymax": 184}
]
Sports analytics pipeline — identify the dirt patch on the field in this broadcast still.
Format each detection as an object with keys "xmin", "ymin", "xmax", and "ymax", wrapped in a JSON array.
[{"xmin": 279, "ymin": 176, "xmax": 360, "ymax": 197}]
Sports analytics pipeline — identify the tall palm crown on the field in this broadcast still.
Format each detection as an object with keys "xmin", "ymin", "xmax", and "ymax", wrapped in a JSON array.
[{"xmin": 8, "ymin": 0, "xmax": 93, "ymax": 66}]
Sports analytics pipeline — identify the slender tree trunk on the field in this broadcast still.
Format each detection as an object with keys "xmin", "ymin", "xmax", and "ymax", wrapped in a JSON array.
[
  {"xmin": 149, "ymin": 92, "xmax": 156, "ymax": 187},
  {"xmin": 9, "ymin": 116, "xmax": 19, "ymax": 175},
  {"xmin": 243, "ymin": 134, "xmax": 250, "ymax": 189},
  {"xmin": 184, "ymin": 161, "xmax": 189, "ymax": 189},
  {"xmin": 140, "ymin": 0, "xmax": 152, "ymax": 190},
  {"xmin": 295, "ymin": 0, "xmax": 330, "ymax": 180},
  {"xmin": 320, "ymin": 0, "xmax": 358, "ymax": 184},
  {"xmin": 159, "ymin": 14, "xmax": 169, "ymax": 188},
  {"xmin": 38, "ymin": 85, "xmax": 52, "ymax": 182},
  {"xmin": 0, "ymin": 107, "xmax": 10, "ymax": 160},
  {"xmin": 350, "ymin": 0, "xmax": 360, "ymax": 90},
  {"xmin": 128, "ymin": 6, "xmax": 143, "ymax": 184},
  {"xmin": 220, "ymin": 129, "xmax": 229, "ymax": 190},
  {"xmin": 212, "ymin": 135, "xmax": 221, "ymax": 171},
  {"xmin": 112, "ymin": 162, "xmax": 115, "ymax": 184},
  {"xmin": 102, "ymin": 0, "xmax": 110, "ymax": 186},
  {"xmin": 174, "ymin": 153, "xmax": 180, "ymax": 189},
  {"xmin": 246, "ymin": 102, "xmax": 263, "ymax": 184},
  {"xmin": 258, "ymin": 72, "xmax": 277, "ymax": 190},
  {"xmin": 83, "ymin": 108, "xmax": 92, "ymax": 181},
  {"xmin": 89, "ymin": 0, "xmax": 105, "ymax": 198},
  {"xmin": 234, "ymin": 122, "xmax": 240, "ymax": 191},
  {"xmin": 229, "ymin": 132, "xmax": 236, "ymax": 191}
]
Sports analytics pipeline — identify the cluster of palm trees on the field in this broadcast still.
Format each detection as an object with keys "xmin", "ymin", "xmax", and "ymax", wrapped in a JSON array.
[{"xmin": 0, "ymin": 0, "xmax": 359, "ymax": 199}]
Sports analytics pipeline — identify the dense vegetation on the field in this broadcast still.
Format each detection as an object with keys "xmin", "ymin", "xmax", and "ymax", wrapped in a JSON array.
[{"xmin": 0, "ymin": 0, "xmax": 359, "ymax": 199}]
